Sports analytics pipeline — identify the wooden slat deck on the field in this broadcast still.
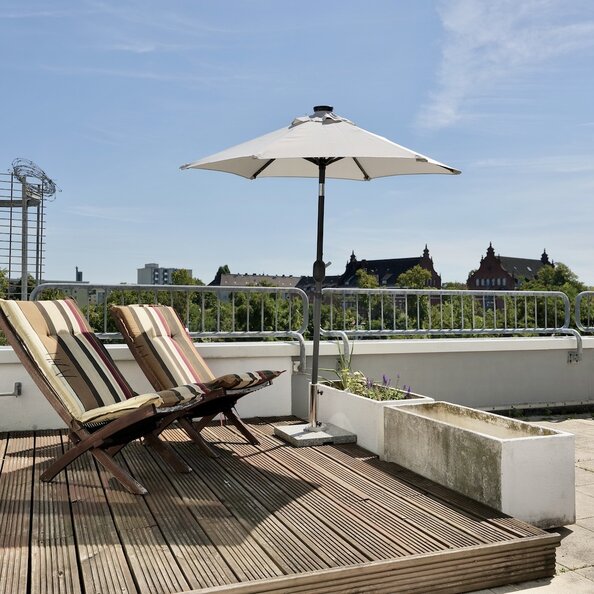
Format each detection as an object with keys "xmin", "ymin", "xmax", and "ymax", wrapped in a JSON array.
[{"xmin": 0, "ymin": 418, "xmax": 560, "ymax": 594}]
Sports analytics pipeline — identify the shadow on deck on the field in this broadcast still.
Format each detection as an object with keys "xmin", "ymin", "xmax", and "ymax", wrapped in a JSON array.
[{"xmin": 0, "ymin": 418, "xmax": 559, "ymax": 594}]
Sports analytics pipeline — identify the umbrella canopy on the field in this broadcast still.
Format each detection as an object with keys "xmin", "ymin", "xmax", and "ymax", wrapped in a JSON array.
[
  {"xmin": 182, "ymin": 106, "xmax": 460, "ymax": 431},
  {"xmin": 181, "ymin": 106, "xmax": 460, "ymax": 179}
]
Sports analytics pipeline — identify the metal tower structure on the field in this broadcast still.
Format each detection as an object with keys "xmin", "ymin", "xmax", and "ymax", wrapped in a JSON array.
[{"xmin": 0, "ymin": 159, "xmax": 58, "ymax": 299}]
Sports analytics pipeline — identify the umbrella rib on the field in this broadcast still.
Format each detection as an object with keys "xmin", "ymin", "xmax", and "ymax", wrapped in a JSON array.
[
  {"xmin": 352, "ymin": 158, "xmax": 371, "ymax": 180},
  {"xmin": 251, "ymin": 159, "xmax": 275, "ymax": 179}
]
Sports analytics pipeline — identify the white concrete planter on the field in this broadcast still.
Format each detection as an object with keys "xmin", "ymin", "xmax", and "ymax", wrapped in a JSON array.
[
  {"xmin": 384, "ymin": 401, "xmax": 575, "ymax": 528},
  {"xmin": 317, "ymin": 383, "xmax": 433, "ymax": 456}
]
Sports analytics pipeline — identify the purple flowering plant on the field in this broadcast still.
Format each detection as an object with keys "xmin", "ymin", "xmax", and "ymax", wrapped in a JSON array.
[{"xmin": 322, "ymin": 345, "xmax": 412, "ymax": 401}]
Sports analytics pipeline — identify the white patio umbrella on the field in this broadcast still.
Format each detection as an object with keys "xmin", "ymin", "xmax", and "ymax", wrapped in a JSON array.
[{"xmin": 181, "ymin": 105, "xmax": 460, "ymax": 431}]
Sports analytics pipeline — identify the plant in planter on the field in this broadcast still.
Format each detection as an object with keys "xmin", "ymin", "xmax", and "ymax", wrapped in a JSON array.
[
  {"xmin": 323, "ymin": 346, "xmax": 412, "ymax": 401},
  {"xmin": 317, "ymin": 346, "xmax": 432, "ymax": 456}
]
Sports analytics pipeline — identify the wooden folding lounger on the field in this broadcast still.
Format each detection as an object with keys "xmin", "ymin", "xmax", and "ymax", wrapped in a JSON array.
[
  {"xmin": 111, "ymin": 303, "xmax": 283, "ymax": 446},
  {"xmin": 0, "ymin": 298, "xmax": 233, "ymax": 494}
]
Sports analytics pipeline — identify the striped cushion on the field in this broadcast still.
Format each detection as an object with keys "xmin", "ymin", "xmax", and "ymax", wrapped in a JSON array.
[
  {"xmin": 0, "ymin": 299, "xmax": 209, "ymax": 425},
  {"xmin": 111, "ymin": 304, "xmax": 214, "ymax": 390},
  {"xmin": 80, "ymin": 384, "xmax": 207, "ymax": 425},
  {"xmin": 111, "ymin": 304, "xmax": 283, "ymax": 393},
  {"xmin": 79, "ymin": 392, "xmax": 163, "ymax": 425},
  {"xmin": 199, "ymin": 370, "xmax": 283, "ymax": 392},
  {"xmin": 0, "ymin": 299, "xmax": 138, "ymax": 421}
]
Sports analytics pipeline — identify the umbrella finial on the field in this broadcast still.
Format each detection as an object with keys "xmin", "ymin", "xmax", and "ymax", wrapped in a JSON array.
[{"xmin": 313, "ymin": 105, "xmax": 334, "ymax": 113}]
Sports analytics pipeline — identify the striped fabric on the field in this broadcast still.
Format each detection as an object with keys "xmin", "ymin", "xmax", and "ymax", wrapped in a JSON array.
[
  {"xmin": 199, "ymin": 370, "xmax": 282, "ymax": 392},
  {"xmin": 0, "ymin": 299, "xmax": 206, "ymax": 425},
  {"xmin": 111, "ymin": 304, "xmax": 283, "ymax": 392},
  {"xmin": 79, "ymin": 384, "xmax": 207, "ymax": 425},
  {"xmin": 111, "ymin": 304, "xmax": 214, "ymax": 390}
]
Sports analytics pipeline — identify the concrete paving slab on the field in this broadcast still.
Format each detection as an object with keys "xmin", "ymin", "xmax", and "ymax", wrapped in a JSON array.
[
  {"xmin": 555, "ymin": 524, "xmax": 594, "ymax": 570},
  {"xmin": 576, "ymin": 516, "xmax": 594, "ymax": 531},
  {"xmin": 576, "ymin": 565, "xmax": 594, "ymax": 582},
  {"xmin": 575, "ymin": 466, "xmax": 594, "ymax": 487},
  {"xmin": 575, "ymin": 490, "xmax": 594, "ymax": 520},
  {"xmin": 577, "ymin": 458, "xmax": 594, "ymax": 472},
  {"xmin": 486, "ymin": 572, "xmax": 594, "ymax": 593},
  {"xmin": 577, "ymin": 482, "xmax": 594, "ymax": 497},
  {"xmin": 575, "ymin": 447, "xmax": 594, "ymax": 461}
]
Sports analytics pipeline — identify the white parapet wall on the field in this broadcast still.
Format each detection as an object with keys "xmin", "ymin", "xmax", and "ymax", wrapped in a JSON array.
[
  {"xmin": 2, "ymin": 336, "xmax": 594, "ymax": 431},
  {"xmin": 310, "ymin": 336, "xmax": 594, "ymax": 411},
  {"xmin": 0, "ymin": 342, "xmax": 297, "ymax": 431}
]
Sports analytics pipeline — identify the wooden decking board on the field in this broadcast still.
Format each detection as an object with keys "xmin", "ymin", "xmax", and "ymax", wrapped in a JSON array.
[
  {"xmin": 312, "ymin": 442, "xmax": 516, "ymax": 545},
  {"xmin": 196, "ymin": 427, "xmax": 373, "ymax": 568},
  {"xmin": 66, "ymin": 442, "xmax": 139, "ymax": 594},
  {"xmin": 241, "ymin": 422, "xmax": 505, "ymax": 553},
  {"xmin": 186, "ymin": 536, "xmax": 559, "ymax": 594},
  {"xmin": 0, "ymin": 424, "xmax": 559, "ymax": 594},
  {"xmin": 274, "ymin": 439, "xmax": 484, "ymax": 550},
  {"xmin": 98, "ymin": 445, "xmax": 193, "ymax": 594},
  {"xmin": 0, "ymin": 433, "xmax": 34, "ymax": 594},
  {"xmin": 258, "ymin": 419, "xmax": 519, "ymax": 544},
  {"xmin": 192, "ymin": 434, "xmax": 365, "ymax": 570},
  {"xmin": 199, "ymin": 425, "xmax": 396, "ymax": 561},
  {"xmin": 142, "ymin": 433, "xmax": 284, "ymax": 584},
  {"xmin": 331, "ymin": 441, "xmax": 543, "ymax": 538},
  {"xmin": 203, "ymin": 424, "xmax": 412, "ymax": 559},
  {"xmin": 123, "ymin": 440, "xmax": 239, "ymax": 590},
  {"xmin": 151, "ymin": 430, "xmax": 315, "ymax": 577},
  {"xmin": 30, "ymin": 431, "xmax": 80, "ymax": 594},
  {"xmin": 169, "ymin": 437, "xmax": 332, "ymax": 575},
  {"xmin": 318, "ymin": 439, "xmax": 541, "ymax": 540},
  {"xmin": 233, "ymin": 423, "xmax": 470, "ymax": 555}
]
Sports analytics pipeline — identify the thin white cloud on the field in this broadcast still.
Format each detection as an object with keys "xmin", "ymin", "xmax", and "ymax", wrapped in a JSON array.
[
  {"xmin": 419, "ymin": 0, "xmax": 594, "ymax": 130},
  {"xmin": 41, "ymin": 64, "xmax": 257, "ymax": 86},
  {"xmin": 0, "ymin": 9, "xmax": 71, "ymax": 19},
  {"xmin": 472, "ymin": 154, "xmax": 594, "ymax": 174},
  {"xmin": 68, "ymin": 205, "xmax": 145, "ymax": 224}
]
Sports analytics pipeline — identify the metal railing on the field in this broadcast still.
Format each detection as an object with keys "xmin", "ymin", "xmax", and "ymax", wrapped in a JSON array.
[
  {"xmin": 30, "ymin": 283, "xmax": 309, "ymax": 370},
  {"xmin": 575, "ymin": 291, "xmax": 594, "ymax": 333},
  {"xmin": 28, "ymin": 283, "xmax": 585, "ymax": 365},
  {"xmin": 322, "ymin": 287, "xmax": 582, "ymax": 361}
]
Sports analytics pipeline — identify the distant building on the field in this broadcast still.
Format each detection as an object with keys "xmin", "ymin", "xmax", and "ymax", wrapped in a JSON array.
[
  {"xmin": 137, "ymin": 263, "xmax": 187, "ymax": 285},
  {"xmin": 467, "ymin": 243, "xmax": 553, "ymax": 290},
  {"xmin": 337, "ymin": 246, "xmax": 441, "ymax": 289},
  {"xmin": 210, "ymin": 246, "xmax": 441, "ymax": 294},
  {"xmin": 215, "ymin": 273, "xmax": 301, "ymax": 288}
]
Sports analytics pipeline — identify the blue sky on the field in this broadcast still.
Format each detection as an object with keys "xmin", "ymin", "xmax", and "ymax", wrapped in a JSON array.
[{"xmin": 1, "ymin": 0, "xmax": 594, "ymax": 285}]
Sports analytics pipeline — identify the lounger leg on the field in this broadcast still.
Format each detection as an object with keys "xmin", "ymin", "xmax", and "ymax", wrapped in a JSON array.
[
  {"xmin": 143, "ymin": 434, "xmax": 193, "ymax": 473},
  {"xmin": 41, "ymin": 406, "xmax": 156, "ymax": 484},
  {"xmin": 224, "ymin": 409, "xmax": 260, "ymax": 445},
  {"xmin": 40, "ymin": 439, "xmax": 94, "ymax": 482},
  {"xmin": 178, "ymin": 418, "xmax": 219, "ymax": 458},
  {"xmin": 92, "ymin": 449, "xmax": 148, "ymax": 495},
  {"xmin": 193, "ymin": 413, "xmax": 217, "ymax": 432},
  {"xmin": 41, "ymin": 439, "xmax": 149, "ymax": 496}
]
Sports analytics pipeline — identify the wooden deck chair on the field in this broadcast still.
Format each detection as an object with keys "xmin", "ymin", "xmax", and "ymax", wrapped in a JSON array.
[
  {"xmin": 0, "ymin": 298, "xmax": 230, "ymax": 495},
  {"xmin": 110, "ymin": 304, "xmax": 283, "ymax": 446}
]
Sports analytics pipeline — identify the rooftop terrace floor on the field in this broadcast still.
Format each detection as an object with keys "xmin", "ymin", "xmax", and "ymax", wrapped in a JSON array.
[{"xmin": 0, "ymin": 418, "xmax": 562, "ymax": 594}]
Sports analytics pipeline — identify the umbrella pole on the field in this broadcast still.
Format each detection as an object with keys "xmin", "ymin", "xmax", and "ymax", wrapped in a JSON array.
[{"xmin": 308, "ymin": 162, "xmax": 326, "ymax": 429}]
